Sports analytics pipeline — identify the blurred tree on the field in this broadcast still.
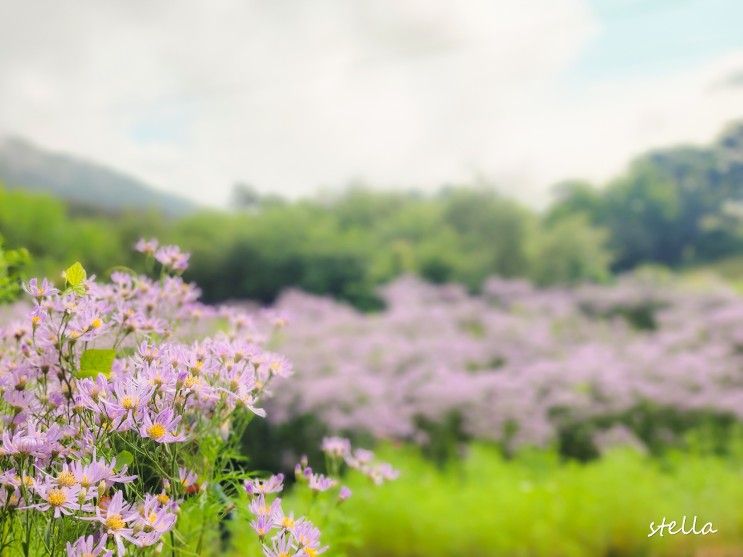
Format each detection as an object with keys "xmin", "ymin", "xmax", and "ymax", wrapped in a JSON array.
[{"xmin": 530, "ymin": 215, "xmax": 612, "ymax": 285}]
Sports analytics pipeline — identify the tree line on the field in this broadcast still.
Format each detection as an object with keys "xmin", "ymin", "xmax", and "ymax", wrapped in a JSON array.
[{"xmin": 1, "ymin": 122, "xmax": 741, "ymax": 308}]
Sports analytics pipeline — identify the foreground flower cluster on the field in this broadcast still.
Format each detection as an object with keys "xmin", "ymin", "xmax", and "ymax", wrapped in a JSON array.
[
  {"xmin": 0, "ymin": 241, "xmax": 395, "ymax": 556},
  {"xmin": 244, "ymin": 436, "xmax": 397, "ymax": 557},
  {"xmin": 268, "ymin": 273, "xmax": 743, "ymax": 453}
]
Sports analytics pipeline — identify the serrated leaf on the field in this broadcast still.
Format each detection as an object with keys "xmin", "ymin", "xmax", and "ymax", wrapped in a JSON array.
[
  {"xmin": 63, "ymin": 261, "xmax": 87, "ymax": 287},
  {"xmin": 74, "ymin": 348, "xmax": 116, "ymax": 379},
  {"xmin": 115, "ymin": 450, "xmax": 133, "ymax": 470}
]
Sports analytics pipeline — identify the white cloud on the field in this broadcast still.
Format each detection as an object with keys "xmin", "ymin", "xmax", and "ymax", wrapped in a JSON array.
[{"xmin": 0, "ymin": 0, "xmax": 741, "ymax": 208}]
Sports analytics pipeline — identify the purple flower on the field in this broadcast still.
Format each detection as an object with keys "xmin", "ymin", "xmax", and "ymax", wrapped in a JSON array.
[
  {"xmin": 307, "ymin": 473, "xmax": 337, "ymax": 493},
  {"xmin": 245, "ymin": 473, "xmax": 284, "ymax": 495},
  {"xmin": 140, "ymin": 408, "xmax": 187, "ymax": 444},
  {"xmin": 83, "ymin": 490, "xmax": 138, "ymax": 556},
  {"xmin": 66, "ymin": 534, "xmax": 112, "ymax": 557},
  {"xmin": 134, "ymin": 238, "xmax": 158, "ymax": 255},
  {"xmin": 291, "ymin": 520, "xmax": 327, "ymax": 556},
  {"xmin": 154, "ymin": 245, "xmax": 190, "ymax": 272},
  {"xmin": 338, "ymin": 486, "xmax": 352, "ymax": 502},
  {"xmin": 262, "ymin": 534, "xmax": 297, "ymax": 557},
  {"xmin": 249, "ymin": 494, "xmax": 283, "ymax": 521},
  {"xmin": 321, "ymin": 436, "xmax": 351, "ymax": 459},
  {"xmin": 23, "ymin": 277, "xmax": 58, "ymax": 299},
  {"xmin": 131, "ymin": 494, "xmax": 178, "ymax": 547},
  {"xmin": 251, "ymin": 514, "xmax": 275, "ymax": 538},
  {"xmin": 26, "ymin": 479, "xmax": 93, "ymax": 517}
]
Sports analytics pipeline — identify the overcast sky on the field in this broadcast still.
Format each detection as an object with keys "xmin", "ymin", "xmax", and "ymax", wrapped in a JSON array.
[{"xmin": 1, "ymin": 0, "xmax": 742, "ymax": 207}]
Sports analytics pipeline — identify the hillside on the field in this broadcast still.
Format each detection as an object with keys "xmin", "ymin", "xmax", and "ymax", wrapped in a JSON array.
[{"xmin": 0, "ymin": 137, "xmax": 196, "ymax": 216}]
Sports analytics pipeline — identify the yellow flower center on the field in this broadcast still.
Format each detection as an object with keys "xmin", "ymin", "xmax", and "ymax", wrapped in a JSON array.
[
  {"xmin": 148, "ymin": 423, "xmax": 166, "ymax": 439},
  {"xmin": 157, "ymin": 493, "xmax": 170, "ymax": 505},
  {"xmin": 21, "ymin": 475, "xmax": 34, "ymax": 487},
  {"xmin": 106, "ymin": 514, "xmax": 126, "ymax": 531},
  {"xmin": 31, "ymin": 315, "xmax": 41, "ymax": 326},
  {"xmin": 281, "ymin": 516, "xmax": 295, "ymax": 529},
  {"xmin": 90, "ymin": 318, "xmax": 102, "ymax": 329},
  {"xmin": 304, "ymin": 549, "xmax": 318, "ymax": 557},
  {"xmin": 148, "ymin": 512, "xmax": 158, "ymax": 524},
  {"xmin": 57, "ymin": 471, "xmax": 76, "ymax": 487},
  {"xmin": 184, "ymin": 374, "xmax": 199, "ymax": 388},
  {"xmin": 121, "ymin": 396, "xmax": 137, "ymax": 410},
  {"xmin": 80, "ymin": 474, "xmax": 91, "ymax": 488},
  {"xmin": 48, "ymin": 488, "xmax": 67, "ymax": 507}
]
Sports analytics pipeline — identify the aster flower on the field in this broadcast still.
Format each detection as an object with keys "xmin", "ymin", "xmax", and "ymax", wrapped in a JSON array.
[
  {"xmin": 140, "ymin": 408, "xmax": 187, "ymax": 444},
  {"xmin": 291, "ymin": 520, "xmax": 327, "ymax": 557},
  {"xmin": 369, "ymin": 462, "xmax": 400, "ymax": 485},
  {"xmin": 104, "ymin": 380, "xmax": 153, "ymax": 428},
  {"xmin": 251, "ymin": 514, "xmax": 275, "ymax": 539},
  {"xmin": 1, "ymin": 423, "xmax": 55, "ymax": 459},
  {"xmin": 306, "ymin": 473, "xmax": 337, "ymax": 493},
  {"xmin": 29, "ymin": 305, "xmax": 46, "ymax": 329},
  {"xmin": 26, "ymin": 479, "xmax": 93, "ymax": 517},
  {"xmin": 75, "ymin": 375, "xmax": 111, "ymax": 415},
  {"xmin": 66, "ymin": 534, "xmax": 112, "ymax": 557},
  {"xmin": 83, "ymin": 490, "xmax": 139, "ymax": 556},
  {"xmin": 262, "ymin": 534, "xmax": 298, "ymax": 557},
  {"xmin": 338, "ymin": 486, "xmax": 352, "ymax": 502},
  {"xmin": 134, "ymin": 238, "xmax": 158, "ymax": 256},
  {"xmin": 245, "ymin": 473, "xmax": 284, "ymax": 495},
  {"xmin": 249, "ymin": 494, "xmax": 283, "ymax": 521},
  {"xmin": 154, "ymin": 245, "xmax": 190, "ymax": 273},
  {"xmin": 321, "ymin": 436, "xmax": 351, "ymax": 459},
  {"xmin": 132, "ymin": 494, "xmax": 178, "ymax": 547},
  {"xmin": 263, "ymin": 353, "xmax": 293, "ymax": 379},
  {"xmin": 67, "ymin": 457, "xmax": 137, "ymax": 489},
  {"xmin": 23, "ymin": 278, "xmax": 58, "ymax": 299}
]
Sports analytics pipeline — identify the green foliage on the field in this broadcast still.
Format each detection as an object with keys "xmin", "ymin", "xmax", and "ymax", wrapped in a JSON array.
[
  {"xmin": 531, "ymin": 215, "xmax": 612, "ymax": 286},
  {"xmin": 299, "ymin": 444, "xmax": 743, "ymax": 557},
  {"xmin": 0, "ymin": 235, "xmax": 29, "ymax": 303},
  {"xmin": 114, "ymin": 450, "xmax": 134, "ymax": 469},
  {"xmin": 75, "ymin": 348, "xmax": 115, "ymax": 379},
  {"xmin": 12, "ymin": 116, "xmax": 743, "ymax": 309},
  {"xmin": 63, "ymin": 261, "xmax": 87, "ymax": 287},
  {"xmin": 549, "ymin": 123, "xmax": 743, "ymax": 271}
]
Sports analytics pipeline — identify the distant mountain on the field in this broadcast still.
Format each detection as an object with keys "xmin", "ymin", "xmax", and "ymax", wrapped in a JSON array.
[{"xmin": 0, "ymin": 137, "xmax": 197, "ymax": 216}]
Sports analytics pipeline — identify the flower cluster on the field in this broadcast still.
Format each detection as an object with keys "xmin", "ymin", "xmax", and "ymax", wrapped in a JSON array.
[
  {"xmin": 245, "ymin": 436, "xmax": 397, "ymax": 557},
  {"xmin": 267, "ymin": 274, "xmax": 743, "ymax": 452},
  {"xmin": 0, "ymin": 242, "xmax": 296, "ymax": 555}
]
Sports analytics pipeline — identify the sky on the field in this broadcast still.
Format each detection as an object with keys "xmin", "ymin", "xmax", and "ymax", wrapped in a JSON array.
[{"xmin": 0, "ymin": 0, "xmax": 742, "ymax": 208}]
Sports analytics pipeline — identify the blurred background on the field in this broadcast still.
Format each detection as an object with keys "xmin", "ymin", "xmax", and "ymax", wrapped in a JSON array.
[{"xmin": 1, "ymin": 1, "xmax": 743, "ymax": 555}]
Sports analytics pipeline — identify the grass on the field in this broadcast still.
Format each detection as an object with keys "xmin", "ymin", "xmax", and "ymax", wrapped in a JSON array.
[{"xmin": 228, "ymin": 444, "xmax": 743, "ymax": 557}]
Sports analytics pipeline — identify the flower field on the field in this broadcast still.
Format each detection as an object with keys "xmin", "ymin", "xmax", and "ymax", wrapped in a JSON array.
[
  {"xmin": 269, "ymin": 273, "xmax": 743, "ymax": 457},
  {"xmin": 2, "ymin": 241, "xmax": 743, "ymax": 556}
]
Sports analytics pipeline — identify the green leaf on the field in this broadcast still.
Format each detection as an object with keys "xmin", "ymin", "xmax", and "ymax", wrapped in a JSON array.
[
  {"xmin": 63, "ymin": 261, "xmax": 87, "ymax": 287},
  {"xmin": 114, "ymin": 450, "xmax": 133, "ymax": 470},
  {"xmin": 75, "ymin": 348, "xmax": 116, "ymax": 379}
]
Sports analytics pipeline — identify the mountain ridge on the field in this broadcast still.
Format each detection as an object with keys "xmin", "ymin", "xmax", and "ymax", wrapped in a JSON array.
[{"xmin": 0, "ymin": 136, "xmax": 197, "ymax": 216}]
